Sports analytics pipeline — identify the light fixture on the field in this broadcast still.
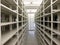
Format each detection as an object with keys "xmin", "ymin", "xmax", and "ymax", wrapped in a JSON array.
[{"xmin": 31, "ymin": 2, "xmax": 33, "ymax": 4}]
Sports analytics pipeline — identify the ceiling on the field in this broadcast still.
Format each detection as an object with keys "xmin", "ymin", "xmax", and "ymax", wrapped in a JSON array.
[{"xmin": 23, "ymin": 0, "xmax": 42, "ymax": 15}]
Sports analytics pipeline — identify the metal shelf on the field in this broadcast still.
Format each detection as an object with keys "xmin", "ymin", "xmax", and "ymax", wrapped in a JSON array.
[
  {"xmin": 0, "ymin": 0, "xmax": 28, "ymax": 45},
  {"xmin": 35, "ymin": 0, "xmax": 60, "ymax": 45}
]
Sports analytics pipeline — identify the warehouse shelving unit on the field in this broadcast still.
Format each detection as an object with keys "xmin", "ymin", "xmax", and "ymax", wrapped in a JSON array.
[
  {"xmin": 35, "ymin": 0, "xmax": 60, "ymax": 45},
  {"xmin": 0, "ymin": 0, "xmax": 28, "ymax": 45}
]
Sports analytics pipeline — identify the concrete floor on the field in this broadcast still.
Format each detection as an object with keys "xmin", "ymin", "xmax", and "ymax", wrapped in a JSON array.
[{"xmin": 25, "ymin": 31, "xmax": 38, "ymax": 45}]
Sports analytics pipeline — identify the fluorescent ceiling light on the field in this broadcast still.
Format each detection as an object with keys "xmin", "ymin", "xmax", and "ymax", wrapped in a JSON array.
[
  {"xmin": 26, "ymin": 9, "xmax": 37, "ymax": 12},
  {"xmin": 23, "ymin": 0, "xmax": 42, "ymax": 6},
  {"xmin": 23, "ymin": 0, "xmax": 42, "ymax": 15}
]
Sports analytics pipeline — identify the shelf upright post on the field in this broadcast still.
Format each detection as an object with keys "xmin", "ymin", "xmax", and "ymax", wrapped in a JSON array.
[
  {"xmin": 22, "ymin": 1, "xmax": 24, "ymax": 45},
  {"xmin": 9, "ymin": 6, "xmax": 12, "ymax": 31},
  {"xmin": 17, "ymin": 0, "xmax": 19, "ymax": 45},
  {"xmin": 43, "ymin": 0, "xmax": 46, "ymax": 45},
  {"xmin": 39, "ymin": 6, "xmax": 41, "ymax": 43},
  {"xmin": 51, "ymin": 0, "xmax": 53, "ymax": 45},
  {"xmin": 22, "ymin": 0, "xmax": 23, "ymax": 27},
  {"xmin": 0, "ymin": 0, "xmax": 1, "ymax": 44},
  {"xmin": 57, "ymin": 4, "xmax": 60, "ymax": 39}
]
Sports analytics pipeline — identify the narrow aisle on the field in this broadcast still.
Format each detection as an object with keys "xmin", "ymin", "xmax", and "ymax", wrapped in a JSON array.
[{"xmin": 26, "ymin": 31, "xmax": 38, "ymax": 45}]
